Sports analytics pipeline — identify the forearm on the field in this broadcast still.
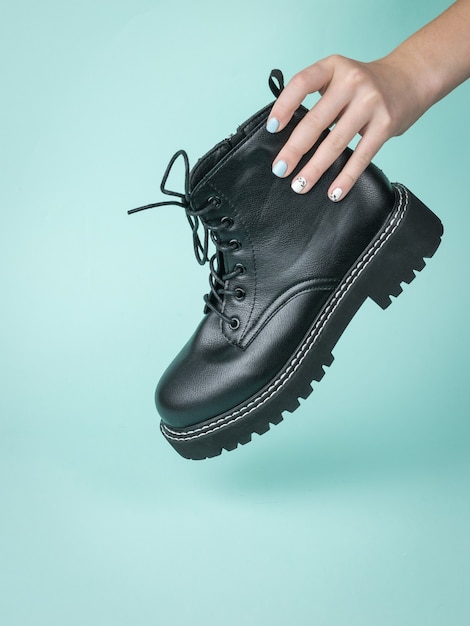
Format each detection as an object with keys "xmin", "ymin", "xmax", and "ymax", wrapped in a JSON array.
[
  {"xmin": 382, "ymin": 0, "xmax": 470, "ymax": 113},
  {"xmin": 267, "ymin": 0, "xmax": 470, "ymax": 201}
]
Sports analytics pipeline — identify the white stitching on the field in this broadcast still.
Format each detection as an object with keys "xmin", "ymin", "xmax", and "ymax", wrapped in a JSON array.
[{"xmin": 162, "ymin": 185, "xmax": 408, "ymax": 442}]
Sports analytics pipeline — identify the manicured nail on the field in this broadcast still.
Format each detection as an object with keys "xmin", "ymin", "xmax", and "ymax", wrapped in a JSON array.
[
  {"xmin": 292, "ymin": 176, "xmax": 307, "ymax": 193},
  {"xmin": 266, "ymin": 117, "xmax": 279, "ymax": 133},
  {"xmin": 272, "ymin": 160, "xmax": 288, "ymax": 177},
  {"xmin": 329, "ymin": 187, "xmax": 343, "ymax": 202}
]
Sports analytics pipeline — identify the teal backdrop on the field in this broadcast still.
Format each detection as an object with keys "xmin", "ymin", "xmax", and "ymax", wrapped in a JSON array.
[{"xmin": 1, "ymin": 1, "xmax": 469, "ymax": 624}]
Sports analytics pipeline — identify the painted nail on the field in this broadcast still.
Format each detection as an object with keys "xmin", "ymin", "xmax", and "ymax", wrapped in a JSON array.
[
  {"xmin": 329, "ymin": 187, "xmax": 343, "ymax": 202},
  {"xmin": 272, "ymin": 160, "xmax": 288, "ymax": 177},
  {"xmin": 292, "ymin": 176, "xmax": 307, "ymax": 194},
  {"xmin": 266, "ymin": 117, "xmax": 280, "ymax": 133}
]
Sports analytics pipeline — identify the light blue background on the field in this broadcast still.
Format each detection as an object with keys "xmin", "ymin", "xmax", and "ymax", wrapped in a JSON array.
[{"xmin": 1, "ymin": 1, "xmax": 469, "ymax": 625}]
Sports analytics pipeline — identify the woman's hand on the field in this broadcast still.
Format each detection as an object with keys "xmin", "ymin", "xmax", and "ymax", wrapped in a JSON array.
[{"xmin": 267, "ymin": 54, "xmax": 423, "ymax": 202}]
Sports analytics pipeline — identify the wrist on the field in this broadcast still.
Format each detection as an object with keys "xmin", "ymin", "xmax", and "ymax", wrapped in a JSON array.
[{"xmin": 379, "ymin": 48, "xmax": 440, "ymax": 117}]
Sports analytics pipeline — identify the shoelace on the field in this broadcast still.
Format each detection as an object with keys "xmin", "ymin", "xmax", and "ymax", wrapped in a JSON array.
[{"xmin": 129, "ymin": 150, "xmax": 244, "ymax": 329}]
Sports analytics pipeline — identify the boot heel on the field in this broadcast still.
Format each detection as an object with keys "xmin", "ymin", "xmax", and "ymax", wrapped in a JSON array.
[{"xmin": 367, "ymin": 185, "xmax": 443, "ymax": 310}]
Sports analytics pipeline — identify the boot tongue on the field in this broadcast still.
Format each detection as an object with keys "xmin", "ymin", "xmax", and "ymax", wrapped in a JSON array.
[
  {"xmin": 189, "ymin": 140, "xmax": 232, "ymax": 190},
  {"xmin": 190, "ymin": 101, "xmax": 274, "ymax": 192}
]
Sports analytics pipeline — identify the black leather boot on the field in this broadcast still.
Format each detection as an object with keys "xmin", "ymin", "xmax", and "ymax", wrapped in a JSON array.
[{"xmin": 130, "ymin": 70, "xmax": 443, "ymax": 460}]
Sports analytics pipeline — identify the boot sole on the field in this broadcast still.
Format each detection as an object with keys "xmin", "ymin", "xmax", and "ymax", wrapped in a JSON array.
[{"xmin": 160, "ymin": 184, "xmax": 443, "ymax": 460}]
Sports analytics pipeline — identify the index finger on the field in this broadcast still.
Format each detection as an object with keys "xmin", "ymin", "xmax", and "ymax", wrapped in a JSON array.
[{"xmin": 266, "ymin": 60, "xmax": 334, "ymax": 133}]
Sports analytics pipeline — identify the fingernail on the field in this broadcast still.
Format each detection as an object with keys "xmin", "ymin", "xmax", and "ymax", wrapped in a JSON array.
[
  {"xmin": 266, "ymin": 117, "xmax": 279, "ymax": 133},
  {"xmin": 329, "ymin": 187, "xmax": 343, "ymax": 202},
  {"xmin": 292, "ymin": 176, "xmax": 307, "ymax": 194},
  {"xmin": 272, "ymin": 160, "xmax": 288, "ymax": 177}
]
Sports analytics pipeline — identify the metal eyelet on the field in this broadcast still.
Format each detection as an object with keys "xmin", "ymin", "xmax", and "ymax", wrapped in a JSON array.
[
  {"xmin": 234, "ymin": 287, "xmax": 245, "ymax": 300},
  {"xmin": 230, "ymin": 239, "xmax": 241, "ymax": 250},
  {"xmin": 220, "ymin": 216, "xmax": 234, "ymax": 228},
  {"xmin": 208, "ymin": 195, "xmax": 221, "ymax": 208},
  {"xmin": 234, "ymin": 263, "xmax": 246, "ymax": 274},
  {"xmin": 229, "ymin": 317, "xmax": 240, "ymax": 330}
]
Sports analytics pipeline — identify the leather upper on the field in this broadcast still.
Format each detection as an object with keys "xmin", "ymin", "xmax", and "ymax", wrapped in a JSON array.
[{"xmin": 156, "ymin": 105, "xmax": 397, "ymax": 427}]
